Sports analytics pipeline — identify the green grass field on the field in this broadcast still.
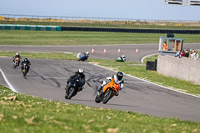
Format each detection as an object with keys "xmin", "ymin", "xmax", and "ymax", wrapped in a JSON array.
[
  {"xmin": 1, "ymin": 85, "xmax": 199, "ymax": 133},
  {"xmin": 0, "ymin": 30, "xmax": 200, "ymax": 45},
  {"xmin": 1, "ymin": 21, "xmax": 200, "ymax": 30}
]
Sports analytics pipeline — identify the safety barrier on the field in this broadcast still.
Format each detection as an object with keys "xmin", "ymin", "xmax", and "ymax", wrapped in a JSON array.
[
  {"xmin": 1, "ymin": 24, "xmax": 200, "ymax": 34},
  {"xmin": 157, "ymin": 55, "xmax": 200, "ymax": 84},
  {"xmin": 0, "ymin": 24, "xmax": 61, "ymax": 31},
  {"xmin": 62, "ymin": 27, "xmax": 200, "ymax": 34}
]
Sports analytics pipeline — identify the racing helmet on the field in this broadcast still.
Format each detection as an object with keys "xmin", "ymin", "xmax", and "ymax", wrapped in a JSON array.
[
  {"xmin": 24, "ymin": 58, "xmax": 28, "ymax": 62},
  {"xmin": 122, "ymin": 55, "xmax": 125, "ymax": 58},
  {"xmin": 85, "ymin": 52, "xmax": 89, "ymax": 56},
  {"xmin": 116, "ymin": 72, "xmax": 123, "ymax": 81},
  {"xmin": 16, "ymin": 53, "xmax": 19, "ymax": 56},
  {"xmin": 78, "ymin": 68, "xmax": 84, "ymax": 74}
]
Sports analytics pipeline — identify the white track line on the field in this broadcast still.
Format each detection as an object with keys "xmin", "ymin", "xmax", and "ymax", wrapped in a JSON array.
[
  {"xmin": 0, "ymin": 68, "xmax": 18, "ymax": 92},
  {"xmin": 89, "ymin": 62, "xmax": 200, "ymax": 99},
  {"xmin": 141, "ymin": 53, "xmax": 158, "ymax": 63}
]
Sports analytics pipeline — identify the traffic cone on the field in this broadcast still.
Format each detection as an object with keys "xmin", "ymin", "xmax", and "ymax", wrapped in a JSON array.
[
  {"xmin": 92, "ymin": 48, "xmax": 94, "ymax": 54},
  {"xmin": 104, "ymin": 49, "xmax": 107, "ymax": 54},
  {"xmin": 118, "ymin": 48, "xmax": 120, "ymax": 54},
  {"xmin": 136, "ymin": 48, "xmax": 139, "ymax": 54}
]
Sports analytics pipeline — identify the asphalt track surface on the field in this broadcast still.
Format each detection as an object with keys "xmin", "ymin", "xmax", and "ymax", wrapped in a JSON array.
[{"xmin": 0, "ymin": 44, "xmax": 200, "ymax": 122}]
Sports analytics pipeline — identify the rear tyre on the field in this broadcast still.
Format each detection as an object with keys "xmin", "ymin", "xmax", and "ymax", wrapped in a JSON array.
[{"xmin": 102, "ymin": 89, "xmax": 113, "ymax": 104}]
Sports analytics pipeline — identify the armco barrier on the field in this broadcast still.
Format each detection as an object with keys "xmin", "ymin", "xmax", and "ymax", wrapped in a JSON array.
[
  {"xmin": 0, "ymin": 24, "xmax": 61, "ymax": 31},
  {"xmin": 62, "ymin": 27, "xmax": 200, "ymax": 34}
]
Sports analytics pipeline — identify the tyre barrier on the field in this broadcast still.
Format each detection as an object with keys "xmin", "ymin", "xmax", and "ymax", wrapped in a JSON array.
[
  {"xmin": 0, "ymin": 24, "xmax": 61, "ymax": 31},
  {"xmin": 62, "ymin": 27, "xmax": 200, "ymax": 34}
]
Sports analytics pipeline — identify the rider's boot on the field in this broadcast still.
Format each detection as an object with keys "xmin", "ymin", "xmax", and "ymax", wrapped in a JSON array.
[
  {"xmin": 78, "ymin": 87, "xmax": 83, "ymax": 91},
  {"xmin": 115, "ymin": 90, "xmax": 119, "ymax": 96}
]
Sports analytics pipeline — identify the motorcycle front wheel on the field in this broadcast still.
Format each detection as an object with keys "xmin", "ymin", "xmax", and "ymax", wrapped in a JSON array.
[
  {"xmin": 66, "ymin": 87, "xmax": 76, "ymax": 100},
  {"xmin": 102, "ymin": 89, "xmax": 113, "ymax": 104},
  {"xmin": 95, "ymin": 95, "xmax": 101, "ymax": 103}
]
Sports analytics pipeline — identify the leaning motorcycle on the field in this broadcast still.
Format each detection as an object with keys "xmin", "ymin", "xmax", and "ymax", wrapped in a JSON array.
[
  {"xmin": 65, "ymin": 76, "xmax": 83, "ymax": 99},
  {"xmin": 13, "ymin": 57, "xmax": 20, "ymax": 68},
  {"xmin": 77, "ymin": 52, "xmax": 88, "ymax": 61},
  {"xmin": 21, "ymin": 63, "xmax": 30, "ymax": 78},
  {"xmin": 95, "ymin": 78, "xmax": 120, "ymax": 104}
]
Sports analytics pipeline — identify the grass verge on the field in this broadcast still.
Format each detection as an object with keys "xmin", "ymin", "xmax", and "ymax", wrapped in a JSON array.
[
  {"xmin": 0, "ymin": 30, "xmax": 200, "ymax": 45},
  {"xmin": 1, "ymin": 85, "xmax": 200, "ymax": 133}
]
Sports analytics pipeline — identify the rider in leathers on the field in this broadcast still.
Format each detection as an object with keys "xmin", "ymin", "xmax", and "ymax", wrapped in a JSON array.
[
  {"xmin": 99, "ymin": 72, "xmax": 124, "ymax": 96},
  {"xmin": 67, "ymin": 69, "xmax": 85, "ymax": 91},
  {"xmin": 21, "ymin": 58, "xmax": 31, "ymax": 72},
  {"xmin": 13, "ymin": 53, "xmax": 22, "ymax": 64}
]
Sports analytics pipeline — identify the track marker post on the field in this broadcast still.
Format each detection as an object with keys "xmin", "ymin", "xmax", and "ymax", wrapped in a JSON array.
[
  {"xmin": 104, "ymin": 49, "xmax": 107, "ymax": 54},
  {"xmin": 118, "ymin": 48, "xmax": 121, "ymax": 54},
  {"xmin": 136, "ymin": 48, "xmax": 139, "ymax": 54}
]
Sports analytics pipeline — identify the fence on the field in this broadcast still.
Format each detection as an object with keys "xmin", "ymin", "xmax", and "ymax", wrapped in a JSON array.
[
  {"xmin": 61, "ymin": 27, "xmax": 200, "ymax": 34},
  {"xmin": 0, "ymin": 14, "xmax": 200, "ymax": 26}
]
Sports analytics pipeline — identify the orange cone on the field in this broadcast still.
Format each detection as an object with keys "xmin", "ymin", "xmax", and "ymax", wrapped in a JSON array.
[
  {"xmin": 92, "ymin": 48, "xmax": 94, "ymax": 54},
  {"xmin": 136, "ymin": 48, "xmax": 139, "ymax": 54},
  {"xmin": 104, "ymin": 49, "xmax": 107, "ymax": 54},
  {"xmin": 118, "ymin": 48, "xmax": 120, "ymax": 54}
]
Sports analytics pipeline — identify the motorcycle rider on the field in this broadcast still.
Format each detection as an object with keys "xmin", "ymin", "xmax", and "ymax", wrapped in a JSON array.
[
  {"xmin": 98, "ymin": 71, "xmax": 124, "ymax": 96},
  {"xmin": 67, "ymin": 69, "xmax": 85, "ymax": 91},
  {"xmin": 21, "ymin": 58, "xmax": 31, "ymax": 72},
  {"xmin": 116, "ymin": 55, "xmax": 126, "ymax": 62},
  {"xmin": 13, "ymin": 52, "xmax": 21, "ymax": 64},
  {"xmin": 77, "ymin": 52, "xmax": 89, "ymax": 61}
]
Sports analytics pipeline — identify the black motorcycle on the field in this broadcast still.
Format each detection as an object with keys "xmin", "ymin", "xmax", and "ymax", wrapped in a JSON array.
[
  {"xmin": 21, "ymin": 63, "xmax": 30, "ymax": 78},
  {"xmin": 65, "ymin": 76, "xmax": 83, "ymax": 99}
]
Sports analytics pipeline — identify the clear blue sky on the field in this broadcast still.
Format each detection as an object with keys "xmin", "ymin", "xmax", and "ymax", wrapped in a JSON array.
[{"xmin": 1, "ymin": 0, "xmax": 200, "ymax": 20}]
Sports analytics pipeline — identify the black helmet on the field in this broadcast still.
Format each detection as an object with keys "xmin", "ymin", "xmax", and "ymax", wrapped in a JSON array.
[
  {"xmin": 117, "ymin": 72, "xmax": 123, "ymax": 81},
  {"xmin": 24, "ymin": 58, "xmax": 28, "ymax": 62}
]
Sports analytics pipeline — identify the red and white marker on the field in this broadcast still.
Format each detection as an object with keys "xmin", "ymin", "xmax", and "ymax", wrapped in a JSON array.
[
  {"xmin": 118, "ymin": 48, "xmax": 121, "ymax": 54},
  {"xmin": 136, "ymin": 48, "xmax": 139, "ymax": 54},
  {"xmin": 91, "ymin": 48, "xmax": 94, "ymax": 54},
  {"xmin": 104, "ymin": 49, "xmax": 107, "ymax": 54}
]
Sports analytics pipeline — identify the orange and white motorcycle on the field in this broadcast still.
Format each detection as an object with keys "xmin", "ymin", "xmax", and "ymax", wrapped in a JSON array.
[{"xmin": 95, "ymin": 78, "xmax": 120, "ymax": 104}]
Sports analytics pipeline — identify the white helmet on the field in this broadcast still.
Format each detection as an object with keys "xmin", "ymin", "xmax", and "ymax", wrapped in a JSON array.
[
  {"xmin": 122, "ymin": 55, "xmax": 125, "ymax": 58},
  {"xmin": 85, "ymin": 52, "xmax": 89, "ymax": 56},
  {"xmin": 78, "ymin": 69, "xmax": 83, "ymax": 74},
  {"xmin": 16, "ymin": 53, "xmax": 19, "ymax": 56}
]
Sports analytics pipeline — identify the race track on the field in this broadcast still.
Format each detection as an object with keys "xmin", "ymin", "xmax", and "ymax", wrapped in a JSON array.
[{"xmin": 0, "ymin": 57, "xmax": 200, "ymax": 122}]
